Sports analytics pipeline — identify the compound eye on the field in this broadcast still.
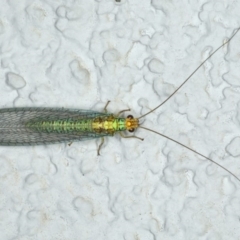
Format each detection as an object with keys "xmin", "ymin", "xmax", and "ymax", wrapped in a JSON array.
[
  {"xmin": 128, "ymin": 128, "xmax": 135, "ymax": 133},
  {"xmin": 127, "ymin": 115, "xmax": 133, "ymax": 119}
]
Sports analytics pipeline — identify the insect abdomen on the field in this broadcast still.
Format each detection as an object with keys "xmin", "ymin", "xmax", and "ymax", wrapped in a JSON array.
[{"xmin": 26, "ymin": 119, "xmax": 94, "ymax": 133}]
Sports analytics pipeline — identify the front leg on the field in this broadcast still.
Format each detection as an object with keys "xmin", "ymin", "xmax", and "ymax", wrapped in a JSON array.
[
  {"xmin": 97, "ymin": 137, "xmax": 105, "ymax": 156},
  {"xmin": 119, "ymin": 132, "xmax": 144, "ymax": 141},
  {"xmin": 103, "ymin": 101, "xmax": 111, "ymax": 113}
]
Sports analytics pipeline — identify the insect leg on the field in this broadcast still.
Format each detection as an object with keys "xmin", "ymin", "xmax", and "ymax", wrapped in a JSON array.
[
  {"xmin": 116, "ymin": 109, "xmax": 131, "ymax": 117},
  {"xmin": 97, "ymin": 137, "xmax": 105, "ymax": 155},
  {"xmin": 103, "ymin": 101, "xmax": 111, "ymax": 113},
  {"xmin": 103, "ymin": 101, "xmax": 130, "ymax": 116},
  {"xmin": 119, "ymin": 132, "xmax": 144, "ymax": 141}
]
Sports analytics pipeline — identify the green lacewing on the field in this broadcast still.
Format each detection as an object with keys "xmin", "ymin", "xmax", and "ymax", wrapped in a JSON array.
[{"xmin": 0, "ymin": 27, "xmax": 240, "ymax": 182}]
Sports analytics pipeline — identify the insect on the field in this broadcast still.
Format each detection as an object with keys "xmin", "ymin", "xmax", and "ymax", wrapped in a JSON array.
[{"xmin": 0, "ymin": 27, "xmax": 239, "ymax": 183}]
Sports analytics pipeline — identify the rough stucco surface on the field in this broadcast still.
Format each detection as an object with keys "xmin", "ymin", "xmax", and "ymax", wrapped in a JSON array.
[{"xmin": 0, "ymin": 0, "xmax": 240, "ymax": 239}]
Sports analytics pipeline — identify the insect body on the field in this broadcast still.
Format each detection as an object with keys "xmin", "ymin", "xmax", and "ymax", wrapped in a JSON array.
[
  {"xmin": 0, "ymin": 107, "xmax": 140, "ymax": 154},
  {"xmin": 0, "ymin": 27, "xmax": 240, "ymax": 182}
]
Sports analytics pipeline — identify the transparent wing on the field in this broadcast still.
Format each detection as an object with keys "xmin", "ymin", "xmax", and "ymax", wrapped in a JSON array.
[{"xmin": 0, "ymin": 108, "xmax": 111, "ymax": 145}]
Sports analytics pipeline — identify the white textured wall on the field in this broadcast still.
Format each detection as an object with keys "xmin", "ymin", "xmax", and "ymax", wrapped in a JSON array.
[{"xmin": 0, "ymin": 0, "xmax": 240, "ymax": 239}]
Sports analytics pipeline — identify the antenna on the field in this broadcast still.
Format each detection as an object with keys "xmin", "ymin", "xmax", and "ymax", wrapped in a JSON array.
[
  {"xmin": 138, "ymin": 27, "xmax": 240, "ymax": 120},
  {"xmin": 135, "ymin": 27, "xmax": 240, "ymax": 183},
  {"xmin": 139, "ymin": 126, "xmax": 240, "ymax": 183}
]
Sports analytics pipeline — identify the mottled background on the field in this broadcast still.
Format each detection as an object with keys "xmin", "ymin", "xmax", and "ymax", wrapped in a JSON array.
[{"xmin": 0, "ymin": 0, "xmax": 240, "ymax": 239}]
